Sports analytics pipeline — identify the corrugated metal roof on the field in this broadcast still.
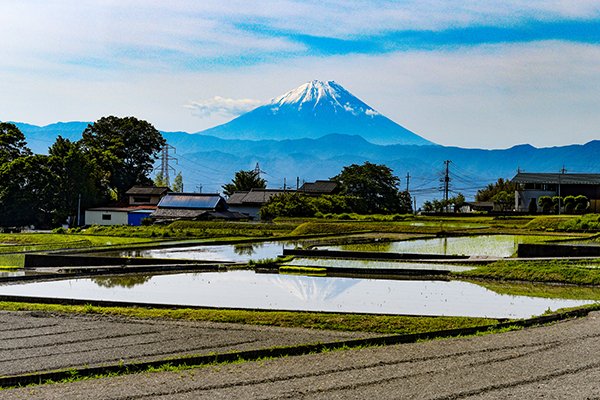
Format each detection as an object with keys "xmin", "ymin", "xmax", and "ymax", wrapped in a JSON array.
[
  {"xmin": 512, "ymin": 173, "xmax": 600, "ymax": 185},
  {"xmin": 157, "ymin": 193, "xmax": 225, "ymax": 210}
]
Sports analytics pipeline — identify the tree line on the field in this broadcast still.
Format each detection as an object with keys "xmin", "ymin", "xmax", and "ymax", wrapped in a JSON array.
[
  {"xmin": 223, "ymin": 162, "xmax": 414, "ymax": 219},
  {"xmin": 0, "ymin": 117, "xmax": 165, "ymax": 227}
]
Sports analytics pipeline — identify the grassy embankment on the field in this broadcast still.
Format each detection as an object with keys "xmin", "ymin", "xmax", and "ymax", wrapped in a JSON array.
[
  {"xmin": 455, "ymin": 259, "xmax": 600, "ymax": 286},
  {"xmin": 0, "ymin": 301, "xmax": 497, "ymax": 335}
]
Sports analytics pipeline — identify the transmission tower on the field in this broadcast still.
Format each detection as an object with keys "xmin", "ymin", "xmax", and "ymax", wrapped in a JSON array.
[{"xmin": 158, "ymin": 144, "xmax": 177, "ymax": 187}]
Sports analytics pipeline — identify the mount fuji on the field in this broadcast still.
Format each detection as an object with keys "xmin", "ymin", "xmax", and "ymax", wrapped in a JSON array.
[{"xmin": 199, "ymin": 80, "xmax": 433, "ymax": 146}]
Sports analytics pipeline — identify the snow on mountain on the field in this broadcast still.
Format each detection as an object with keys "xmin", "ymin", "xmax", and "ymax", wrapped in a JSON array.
[{"xmin": 198, "ymin": 80, "xmax": 433, "ymax": 146}]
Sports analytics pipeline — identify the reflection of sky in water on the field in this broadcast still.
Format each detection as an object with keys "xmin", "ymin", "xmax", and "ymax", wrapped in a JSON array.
[
  {"xmin": 321, "ymin": 235, "xmax": 543, "ymax": 257},
  {"xmin": 0, "ymin": 270, "xmax": 25, "ymax": 277},
  {"xmin": 0, "ymin": 271, "xmax": 593, "ymax": 319},
  {"xmin": 114, "ymin": 241, "xmax": 299, "ymax": 262}
]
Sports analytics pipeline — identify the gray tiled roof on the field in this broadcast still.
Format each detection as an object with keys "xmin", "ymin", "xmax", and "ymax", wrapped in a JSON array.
[
  {"xmin": 227, "ymin": 189, "xmax": 291, "ymax": 205},
  {"xmin": 512, "ymin": 173, "xmax": 600, "ymax": 185},
  {"xmin": 125, "ymin": 186, "xmax": 170, "ymax": 196},
  {"xmin": 299, "ymin": 180, "xmax": 338, "ymax": 194},
  {"xmin": 226, "ymin": 191, "xmax": 249, "ymax": 205}
]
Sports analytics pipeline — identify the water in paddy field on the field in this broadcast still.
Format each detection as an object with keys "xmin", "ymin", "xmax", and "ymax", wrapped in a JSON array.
[
  {"xmin": 286, "ymin": 258, "xmax": 475, "ymax": 272},
  {"xmin": 0, "ymin": 270, "xmax": 593, "ymax": 319},
  {"xmin": 0, "ymin": 269, "xmax": 25, "ymax": 277},
  {"xmin": 319, "ymin": 235, "xmax": 570, "ymax": 258},
  {"xmin": 104, "ymin": 241, "xmax": 302, "ymax": 262}
]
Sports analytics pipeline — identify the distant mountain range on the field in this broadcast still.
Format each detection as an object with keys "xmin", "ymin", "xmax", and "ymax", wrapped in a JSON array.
[{"xmin": 8, "ymin": 80, "xmax": 600, "ymax": 202}]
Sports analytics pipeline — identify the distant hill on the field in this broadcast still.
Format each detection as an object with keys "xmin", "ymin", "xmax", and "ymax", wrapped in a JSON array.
[{"xmin": 198, "ymin": 80, "xmax": 433, "ymax": 146}]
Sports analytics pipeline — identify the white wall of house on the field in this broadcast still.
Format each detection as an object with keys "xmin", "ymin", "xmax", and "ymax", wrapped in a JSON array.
[
  {"xmin": 85, "ymin": 210, "xmax": 129, "ymax": 226},
  {"xmin": 515, "ymin": 190, "xmax": 555, "ymax": 212}
]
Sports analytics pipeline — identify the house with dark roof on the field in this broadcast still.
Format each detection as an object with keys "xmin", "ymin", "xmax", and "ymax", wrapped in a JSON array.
[
  {"xmin": 151, "ymin": 193, "xmax": 248, "ymax": 222},
  {"xmin": 226, "ymin": 189, "xmax": 291, "ymax": 219},
  {"xmin": 298, "ymin": 180, "xmax": 338, "ymax": 195},
  {"xmin": 125, "ymin": 186, "xmax": 170, "ymax": 206},
  {"xmin": 512, "ymin": 172, "xmax": 600, "ymax": 212}
]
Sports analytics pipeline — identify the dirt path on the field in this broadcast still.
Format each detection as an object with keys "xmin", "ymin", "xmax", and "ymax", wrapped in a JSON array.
[{"xmin": 5, "ymin": 311, "xmax": 600, "ymax": 399}]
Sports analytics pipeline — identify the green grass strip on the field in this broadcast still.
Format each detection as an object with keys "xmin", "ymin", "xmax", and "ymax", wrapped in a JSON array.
[{"xmin": 0, "ymin": 301, "xmax": 496, "ymax": 335}]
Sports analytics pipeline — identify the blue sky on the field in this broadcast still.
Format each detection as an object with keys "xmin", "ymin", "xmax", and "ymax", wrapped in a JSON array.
[{"xmin": 2, "ymin": 1, "xmax": 600, "ymax": 148}]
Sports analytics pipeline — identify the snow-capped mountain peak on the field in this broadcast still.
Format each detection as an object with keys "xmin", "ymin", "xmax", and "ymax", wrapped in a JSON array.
[
  {"xmin": 199, "ymin": 80, "xmax": 433, "ymax": 145},
  {"xmin": 270, "ymin": 80, "xmax": 379, "ymax": 117}
]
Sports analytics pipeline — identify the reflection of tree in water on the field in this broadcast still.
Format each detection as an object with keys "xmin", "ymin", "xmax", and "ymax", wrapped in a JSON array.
[
  {"xmin": 92, "ymin": 275, "xmax": 152, "ymax": 288},
  {"xmin": 233, "ymin": 243, "xmax": 261, "ymax": 256}
]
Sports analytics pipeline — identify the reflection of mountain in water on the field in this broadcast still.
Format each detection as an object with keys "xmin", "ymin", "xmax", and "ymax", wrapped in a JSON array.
[
  {"xmin": 268, "ymin": 275, "xmax": 359, "ymax": 302},
  {"xmin": 92, "ymin": 275, "xmax": 152, "ymax": 288}
]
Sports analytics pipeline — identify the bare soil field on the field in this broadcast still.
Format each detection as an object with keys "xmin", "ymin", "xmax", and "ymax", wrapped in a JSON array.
[{"xmin": 4, "ymin": 311, "xmax": 600, "ymax": 399}]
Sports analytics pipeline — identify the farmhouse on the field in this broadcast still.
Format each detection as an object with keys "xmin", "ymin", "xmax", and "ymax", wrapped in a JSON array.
[
  {"xmin": 125, "ymin": 186, "xmax": 170, "ymax": 206},
  {"xmin": 151, "ymin": 192, "xmax": 248, "ymax": 222},
  {"xmin": 512, "ymin": 172, "xmax": 600, "ymax": 212},
  {"xmin": 298, "ymin": 180, "xmax": 338, "ymax": 195},
  {"xmin": 226, "ymin": 189, "xmax": 291, "ymax": 219},
  {"xmin": 84, "ymin": 206, "xmax": 156, "ymax": 226}
]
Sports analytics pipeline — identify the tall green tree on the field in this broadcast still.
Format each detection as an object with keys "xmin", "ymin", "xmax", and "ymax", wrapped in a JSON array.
[
  {"xmin": 333, "ymin": 162, "xmax": 404, "ymax": 213},
  {"xmin": 0, "ymin": 122, "xmax": 31, "ymax": 165},
  {"xmin": 48, "ymin": 136, "xmax": 104, "ymax": 226},
  {"xmin": 222, "ymin": 169, "xmax": 266, "ymax": 196},
  {"xmin": 80, "ymin": 116, "xmax": 166, "ymax": 201},
  {"xmin": 0, "ymin": 155, "xmax": 54, "ymax": 227},
  {"xmin": 476, "ymin": 178, "xmax": 517, "ymax": 202},
  {"xmin": 172, "ymin": 172, "xmax": 184, "ymax": 192}
]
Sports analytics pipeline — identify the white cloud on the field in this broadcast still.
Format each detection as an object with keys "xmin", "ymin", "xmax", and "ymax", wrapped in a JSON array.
[{"xmin": 185, "ymin": 96, "xmax": 264, "ymax": 118}]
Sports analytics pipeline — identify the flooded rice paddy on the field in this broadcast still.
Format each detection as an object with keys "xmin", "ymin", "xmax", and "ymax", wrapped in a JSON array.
[
  {"xmin": 0, "ymin": 270, "xmax": 593, "ymax": 319},
  {"xmin": 102, "ymin": 241, "xmax": 301, "ymax": 263},
  {"xmin": 319, "ymin": 235, "xmax": 571, "ymax": 258},
  {"xmin": 286, "ymin": 258, "xmax": 474, "ymax": 272}
]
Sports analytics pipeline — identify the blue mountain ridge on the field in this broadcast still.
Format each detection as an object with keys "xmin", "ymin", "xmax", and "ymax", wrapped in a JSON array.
[{"xmin": 12, "ymin": 120, "xmax": 600, "ymax": 202}]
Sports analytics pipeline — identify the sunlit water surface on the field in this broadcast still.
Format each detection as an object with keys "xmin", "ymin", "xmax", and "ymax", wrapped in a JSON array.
[{"xmin": 0, "ymin": 270, "xmax": 592, "ymax": 319}]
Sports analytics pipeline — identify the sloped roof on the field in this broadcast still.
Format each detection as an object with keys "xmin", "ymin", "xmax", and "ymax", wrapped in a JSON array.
[
  {"xmin": 299, "ymin": 180, "xmax": 338, "ymax": 194},
  {"xmin": 151, "ymin": 209, "xmax": 249, "ymax": 220},
  {"xmin": 151, "ymin": 208, "xmax": 207, "ymax": 219},
  {"xmin": 157, "ymin": 193, "xmax": 225, "ymax": 209},
  {"xmin": 512, "ymin": 173, "xmax": 600, "ymax": 185},
  {"xmin": 226, "ymin": 191, "xmax": 249, "ymax": 205},
  {"xmin": 227, "ymin": 189, "xmax": 290, "ymax": 206},
  {"xmin": 125, "ymin": 186, "xmax": 170, "ymax": 196},
  {"xmin": 86, "ymin": 205, "xmax": 157, "ymax": 213}
]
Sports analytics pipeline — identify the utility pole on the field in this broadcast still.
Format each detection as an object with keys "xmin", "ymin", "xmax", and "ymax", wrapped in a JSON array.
[
  {"xmin": 296, "ymin": 176, "xmax": 300, "ymax": 191},
  {"xmin": 195, "ymin": 185, "xmax": 203, "ymax": 193},
  {"xmin": 405, "ymin": 172, "xmax": 410, "ymax": 192},
  {"xmin": 159, "ymin": 144, "xmax": 177, "ymax": 188},
  {"xmin": 76, "ymin": 193, "xmax": 81, "ymax": 227},
  {"xmin": 558, "ymin": 165, "xmax": 566, "ymax": 214},
  {"xmin": 443, "ymin": 160, "xmax": 451, "ymax": 212},
  {"xmin": 283, "ymin": 177, "xmax": 287, "ymax": 191}
]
